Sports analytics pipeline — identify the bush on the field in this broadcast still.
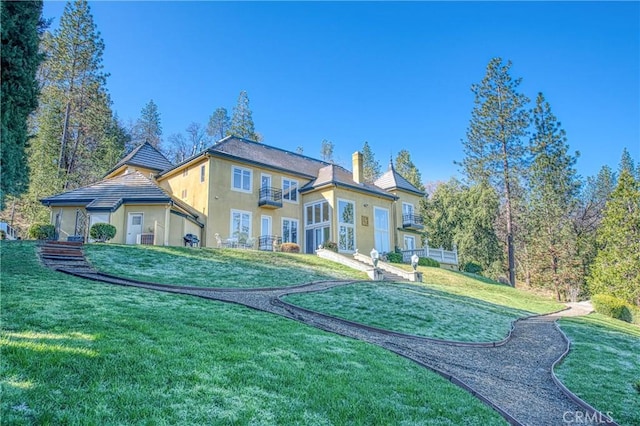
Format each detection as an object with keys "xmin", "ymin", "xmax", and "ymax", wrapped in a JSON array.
[
  {"xmin": 322, "ymin": 241, "xmax": 338, "ymax": 252},
  {"xmin": 280, "ymin": 242, "xmax": 300, "ymax": 253},
  {"xmin": 591, "ymin": 294, "xmax": 633, "ymax": 323},
  {"xmin": 462, "ymin": 261, "xmax": 483, "ymax": 274},
  {"xmin": 0, "ymin": 230, "xmax": 5, "ymax": 240},
  {"xmin": 386, "ymin": 252, "xmax": 404, "ymax": 263},
  {"xmin": 634, "ymin": 380, "xmax": 640, "ymax": 395},
  {"xmin": 89, "ymin": 223, "xmax": 117, "ymax": 242},
  {"xmin": 28, "ymin": 223, "xmax": 55, "ymax": 240},
  {"xmin": 419, "ymin": 257, "xmax": 440, "ymax": 268}
]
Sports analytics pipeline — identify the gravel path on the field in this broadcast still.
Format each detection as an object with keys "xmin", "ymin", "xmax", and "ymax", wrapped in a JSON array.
[{"xmin": 40, "ymin": 246, "xmax": 614, "ymax": 426}]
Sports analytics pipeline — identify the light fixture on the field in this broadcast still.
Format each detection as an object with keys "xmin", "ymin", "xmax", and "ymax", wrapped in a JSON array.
[
  {"xmin": 370, "ymin": 248, "xmax": 379, "ymax": 268},
  {"xmin": 411, "ymin": 253, "xmax": 419, "ymax": 271}
]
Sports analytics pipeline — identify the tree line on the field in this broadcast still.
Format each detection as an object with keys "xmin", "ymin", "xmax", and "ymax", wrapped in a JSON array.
[{"xmin": 421, "ymin": 58, "xmax": 639, "ymax": 306}]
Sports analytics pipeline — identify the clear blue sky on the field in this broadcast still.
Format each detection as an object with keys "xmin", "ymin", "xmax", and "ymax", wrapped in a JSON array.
[{"xmin": 43, "ymin": 1, "xmax": 639, "ymax": 184}]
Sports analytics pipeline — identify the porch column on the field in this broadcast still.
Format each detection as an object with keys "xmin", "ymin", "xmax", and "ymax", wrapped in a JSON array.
[{"xmin": 164, "ymin": 204, "xmax": 171, "ymax": 246}]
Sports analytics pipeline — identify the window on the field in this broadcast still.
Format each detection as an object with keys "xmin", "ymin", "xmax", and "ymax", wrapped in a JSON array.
[
  {"xmin": 403, "ymin": 202, "xmax": 414, "ymax": 216},
  {"xmin": 338, "ymin": 199, "xmax": 355, "ymax": 252},
  {"xmin": 181, "ymin": 189, "xmax": 187, "ymax": 199},
  {"xmin": 200, "ymin": 165, "xmax": 206, "ymax": 183},
  {"xmin": 306, "ymin": 200, "xmax": 329, "ymax": 225},
  {"xmin": 182, "ymin": 168, "xmax": 188, "ymax": 177},
  {"xmin": 282, "ymin": 218, "xmax": 299, "ymax": 243},
  {"xmin": 232, "ymin": 166, "xmax": 252, "ymax": 192},
  {"xmin": 404, "ymin": 235, "xmax": 416, "ymax": 250},
  {"xmin": 373, "ymin": 207, "xmax": 390, "ymax": 253},
  {"xmin": 230, "ymin": 210, "xmax": 251, "ymax": 240},
  {"xmin": 282, "ymin": 178, "xmax": 298, "ymax": 202},
  {"xmin": 304, "ymin": 200, "xmax": 330, "ymax": 254}
]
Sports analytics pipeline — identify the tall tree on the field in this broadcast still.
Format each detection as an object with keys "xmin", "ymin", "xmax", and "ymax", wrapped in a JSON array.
[
  {"xmin": 361, "ymin": 141, "xmax": 381, "ymax": 183},
  {"xmin": 19, "ymin": 0, "xmax": 123, "ymax": 224},
  {"xmin": 229, "ymin": 90, "xmax": 258, "ymax": 141},
  {"xmin": 320, "ymin": 139, "xmax": 334, "ymax": 162},
  {"xmin": 134, "ymin": 99, "xmax": 162, "ymax": 148},
  {"xmin": 526, "ymin": 93, "xmax": 582, "ymax": 301},
  {"xmin": 0, "ymin": 0, "xmax": 45, "ymax": 209},
  {"xmin": 587, "ymin": 158, "xmax": 640, "ymax": 306},
  {"xmin": 206, "ymin": 107, "xmax": 230, "ymax": 142},
  {"xmin": 395, "ymin": 149, "xmax": 424, "ymax": 191},
  {"xmin": 461, "ymin": 58, "xmax": 530, "ymax": 286},
  {"xmin": 185, "ymin": 122, "xmax": 209, "ymax": 153}
]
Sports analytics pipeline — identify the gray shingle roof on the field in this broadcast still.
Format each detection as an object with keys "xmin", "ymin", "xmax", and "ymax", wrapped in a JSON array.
[
  {"xmin": 106, "ymin": 142, "xmax": 174, "ymax": 177},
  {"xmin": 41, "ymin": 172, "xmax": 172, "ymax": 212},
  {"xmin": 300, "ymin": 164, "xmax": 397, "ymax": 200},
  {"xmin": 374, "ymin": 162, "xmax": 425, "ymax": 196},
  {"xmin": 206, "ymin": 136, "xmax": 330, "ymax": 179}
]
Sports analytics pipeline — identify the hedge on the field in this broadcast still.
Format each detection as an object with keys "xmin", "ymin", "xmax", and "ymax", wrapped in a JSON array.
[
  {"xmin": 28, "ymin": 223, "xmax": 55, "ymax": 240},
  {"xmin": 591, "ymin": 294, "xmax": 633, "ymax": 323},
  {"xmin": 89, "ymin": 223, "xmax": 117, "ymax": 242}
]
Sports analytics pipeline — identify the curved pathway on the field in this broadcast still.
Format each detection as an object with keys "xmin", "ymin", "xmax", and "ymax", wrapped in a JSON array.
[{"xmin": 39, "ymin": 244, "xmax": 615, "ymax": 426}]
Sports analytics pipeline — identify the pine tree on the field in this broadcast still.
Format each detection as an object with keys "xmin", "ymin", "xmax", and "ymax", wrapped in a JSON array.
[
  {"xmin": 134, "ymin": 99, "xmax": 162, "ymax": 148},
  {"xmin": 395, "ymin": 150, "xmax": 424, "ymax": 191},
  {"xmin": 229, "ymin": 90, "xmax": 258, "ymax": 141},
  {"xmin": 320, "ymin": 139, "xmax": 334, "ymax": 162},
  {"xmin": 206, "ymin": 107, "xmax": 230, "ymax": 142},
  {"xmin": 361, "ymin": 141, "xmax": 381, "ymax": 183},
  {"xmin": 461, "ymin": 58, "xmax": 530, "ymax": 286},
  {"xmin": 588, "ymin": 159, "xmax": 640, "ymax": 306},
  {"xmin": 526, "ymin": 93, "xmax": 582, "ymax": 301},
  {"xmin": 0, "ymin": 0, "xmax": 45, "ymax": 209}
]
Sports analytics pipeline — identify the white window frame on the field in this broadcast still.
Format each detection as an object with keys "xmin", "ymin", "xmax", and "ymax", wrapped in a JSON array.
[
  {"xmin": 282, "ymin": 217, "xmax": 299, "ymax": 244},
  {"xmin": 182, "ymin": 167, "xmax": 188, "ymax": 177},
  {"xmin": 373, "ymin": 206, "xmax": 390, "ymax": 253},
  {"xmin": 200, "ymin": 165, "xmax": 206, "ymax": 183},
  {"xmin": 404, "ymin": 235, "xmax": 416, "ymax": 250},
  {"xmin": 337, "ymin": 198, "xmax": 356, "ymax": 253},
  {"xmin": 402, "ymin": 202, "xmax": 415, "ymax": 216},
  {"xmin": 230, "ymin": 209, "xmax": 252, "ymax": 240},
  {"xmin": 282, "ymin": 178, "xmax": 298, "ymax": 203},
  {"xmin": 305, "ymin": 200, "xmax": 330, "ymax": 226},
  {"xmin": 232, "ymin": 166, "xmax": 252, "ymax": 193}
]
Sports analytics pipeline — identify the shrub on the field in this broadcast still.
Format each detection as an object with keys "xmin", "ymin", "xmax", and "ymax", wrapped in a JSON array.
[
  {"xmin": 28, "ymin": 223, "xmax": 55, "ymax": 240},
  {"xmin": 90, "ymin": 223, "xmax": 117, "ymax": 242},
  {"xmin": 280, "ymin": 242, "xmax": 300, "ymax": 253},
  {"xmin": 634, "ymin": 380, "xmax": 640, "ymax": 394},
  {"xmin": 591, "ymin": 294, "xmax": 633, "ymax": 323},
  {"xmin": 0, "ymin": 230, "xmax": 5, "ymax": 240},
  {"xmin": 386, "ymin": 252, "xmax": 404, "ymax": 263},
  {"xmin": 462, "ymin": 261, "xmax": 483, "ymax": 274},
  {"xmin": 419, "ymin": 257, "xmax": 440, "ymax": 268},
  {"xmin": 322, "ymin": 241, "xmax": 338, "ymax": 252}
]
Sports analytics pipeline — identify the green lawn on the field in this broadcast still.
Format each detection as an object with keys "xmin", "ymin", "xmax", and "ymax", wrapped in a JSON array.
[
  {"xmin": 85, "ymin": 244, "xmax": 366, "ymax": 288},
  {"xmin": 284, "ymin": 282, "xmax": 530, "ymax": 342},
  {"xmin": 556, "ymin": 315, "xmax": 640, "ymax": 426},
  {"xmin": 1, "ymin": 242, "xmax": 505, "ymax": 425}
]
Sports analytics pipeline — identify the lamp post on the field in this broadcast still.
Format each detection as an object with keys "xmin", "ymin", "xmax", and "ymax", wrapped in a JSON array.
[
  {"xmin": 370, "ymin": 248, "xmax": 379, "ymax": 268},
  {"xmin": 411, "ymin": 253, "xmax": 419, "ymax": 271}
]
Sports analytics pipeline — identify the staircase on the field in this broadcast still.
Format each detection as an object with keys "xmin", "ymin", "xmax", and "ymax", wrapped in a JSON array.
[
  {"xmin": 39, "ymin": 241, "xmax": 95, "ymax": 274},
  {"xmin": 316, "ymin": 249, "xmax": 421, "ymax": 283}
]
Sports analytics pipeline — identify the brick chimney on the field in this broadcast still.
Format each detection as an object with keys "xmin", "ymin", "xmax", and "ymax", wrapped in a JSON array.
[{"xmin": 352, "ymin": 151, "xmax": 364, "ymax": 184}]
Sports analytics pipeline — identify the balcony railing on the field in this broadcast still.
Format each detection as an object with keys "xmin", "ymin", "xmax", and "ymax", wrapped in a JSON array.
[
  {"xmin": 258, "ymin": 186, "xmax": 283, "ymax": 208},
  {"xmin": 402, "ymin": 213, "xmax": 424, "ymax": 230},
  {"xmin": 258, "ymin": 235, "xmax": 282, "ymax": 251}
]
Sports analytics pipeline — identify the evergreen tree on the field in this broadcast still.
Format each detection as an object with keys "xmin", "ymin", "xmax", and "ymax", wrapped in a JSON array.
[
  {"xmin": 206, "ymin": 107, "xmax": 230, "ymax": 142},
  {"xmin": 461, "ymin": 58, "xmax": 530, "ymax": 286},
  {"xmin": 134, "ymin": 99, "xmax": 162, "ymax": 148},
  {"xmin": 526, "ymin": 93, "xmax": 582, "ymax": 301},
  {"xmin": 361, "ymin": 141, "xmax": 381, "ymax": 183},
  {"xmin": 320, "ymin": 139, "xmax": 334, "ymax": 162},
  {"xmin": 395, "ymin": 149, "xmax": 424, "ymax": 191},
  {"xmin": 0, "ymin": 0, "xmax": 45, "ymax": 209},
  {"xmin": 229, "ymin": 90, "xmax": 258, "ymax": 140},
  {"xmin": 588, "ymin": 160, "xmax": 640, "ymax": 306}
]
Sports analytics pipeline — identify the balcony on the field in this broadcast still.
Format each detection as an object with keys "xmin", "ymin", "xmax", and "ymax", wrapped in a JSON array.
[
  {"xmin": 258, "ymin": 186, "xmax": 283, "ymax": 208},
  {"xmin": 402, "ymin": 213, "xmax": 424, "ymax": 230},
  {"xmin": 258, "ymin": 235, "xmax": 282, "ymax": 251}
]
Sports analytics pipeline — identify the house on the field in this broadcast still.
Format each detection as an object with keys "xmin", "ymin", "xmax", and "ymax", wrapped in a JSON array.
[{"xmin": 41, "ymin": 136, "xmax": 427, "ymax": 256}]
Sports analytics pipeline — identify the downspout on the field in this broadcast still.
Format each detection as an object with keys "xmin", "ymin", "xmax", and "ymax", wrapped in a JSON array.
[{"xmin": 164, "ymin": 202, "xmax": 171, "ymax": 246}]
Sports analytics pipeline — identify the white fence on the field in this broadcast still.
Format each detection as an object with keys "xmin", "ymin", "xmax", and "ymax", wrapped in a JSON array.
[
  {"xmin": 402, "ymin": 246, "xmax": 458, "ymax": 266},
  {"xmin": 0, "ymin": 222, "xmax": 18, "ymax": 240}
]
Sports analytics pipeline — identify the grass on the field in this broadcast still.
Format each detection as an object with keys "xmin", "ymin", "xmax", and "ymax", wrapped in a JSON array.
[
  {"xmin": 84, "ymin": 244, "xmax": 366, "ymax": 288},
  {"xmin": 284, "ymin": 282, "xmax": 530, "ymax": 342},
  {"xmin": 556, "ymin": 315, "xmax": 640, "ymax": 426},
  {"xmin": 1, "ymin": 241, "xmax": 506, "ymax": 425}
]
